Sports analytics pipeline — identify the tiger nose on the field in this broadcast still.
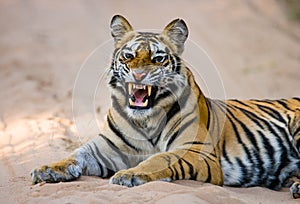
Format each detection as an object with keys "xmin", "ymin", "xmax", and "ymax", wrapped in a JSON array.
[{"xmin": 132, "ymin": 70, "xmax": 147, "ymax": 81}]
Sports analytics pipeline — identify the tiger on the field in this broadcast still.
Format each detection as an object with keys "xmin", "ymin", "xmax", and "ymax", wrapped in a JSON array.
[{"xmin": 30, "ymin": 15, "xmax": 300, "ymax": 199}]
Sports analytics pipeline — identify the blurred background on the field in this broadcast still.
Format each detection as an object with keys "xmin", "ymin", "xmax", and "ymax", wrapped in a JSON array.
[{"xmin": 0, "ymin": 0, "xmax": 299, "ymax": 202}]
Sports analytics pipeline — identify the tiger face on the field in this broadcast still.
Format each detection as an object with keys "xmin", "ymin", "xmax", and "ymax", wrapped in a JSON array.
[{"xmin": 108, "ymin": 15, "xmax": 189, "ymax": 119}]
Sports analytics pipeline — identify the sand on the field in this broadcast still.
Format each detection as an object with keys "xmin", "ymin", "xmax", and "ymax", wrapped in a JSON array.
[{"xmin": 1, "ymin": 0, "xmax": 300, "ymax": 203}]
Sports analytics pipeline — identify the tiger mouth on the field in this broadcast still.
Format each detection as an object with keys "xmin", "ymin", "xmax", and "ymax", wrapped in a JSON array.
[{"xmin": 126, "ymin": 82, "xmax": 156, "ymax": 109}]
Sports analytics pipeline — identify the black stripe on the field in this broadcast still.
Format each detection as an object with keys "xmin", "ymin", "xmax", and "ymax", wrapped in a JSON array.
[
  {"xmin": 183, "ymin": 141, "xmax": 212, "ymax": 145},
  {"xmin": 90, "ymin": 142, "xmax": 117, "ymax": 177},
  {"xmin": 221, "ymin": 140, "xmax": 233, "ymax": 165},
  {"xmin": 155, "ymin": 50, "xmax": 166, "ymax": 54},
  {"xmin": 205, "ymin": 99, "xmax": 211, "ymax": 130},
  {"xmin": 150, "ymin": 132, "xmax": 162, "ymax": 146},
  {"xmin": 194, "ymin": 171, "xmax": 199, "ymax": 180},
  {"xmin": 257, "ymin": 130, "xmax": 275, "ymax": 185},
  {"xmin": 173, "ymin": 55, "xmax": 182, "ymax": 74},
  {"xmin": 85, "ymin": 144, "xmax": 104, "ymax": 176},
  {"xmin": 173, "ymin": 166, "xmax": 179, "ymax": 180},
  {"xmin": 109, "ymin": 48, "xmax": 121, "ymax": 88},
  {"xmin": 251, "ymin": 149, "xmax": 264, "ymax": 185},
  {"xmin": 256, "ymin": 99, "xmax": 275, "ymax": 105},
  {"xmin": 293, "ymin": 125, "xmax": 300, "ymax": 138},
  {"xmin": 181, "ymin": 158, "xmax": 195, "ymax": 180},
  {"xmin": 166, "ymin": 117, "xmax": 197, "ymax": 151},
  {"xmin": 178, "ymin": 159, "xmax": 185, "ymax": 179},
  {"xmin": 276, "ymin": 99, "xmax": 291, "ymax": 110},
  {"xmin": 164, "ymin": 105, "xmax": 197, "ymax": 144},
  {"xmin": 209, "ymin": 100, "xmax": 220, "ymax": 136},
  {"xmin": 160, "ymin": 102, "xmax": 182, "ymax": 144},
  {"xmin": 109, "ymin": 76, "xmax": 118, "ymax": 88},
  {"xmin": 292, "ymin": 97, "xmax": 300, "ymax": 102},
  {"xmin": 170, "ymin": 55, "xmax": 181, "ymax": 73},
  {"xmin": 256, "ymin": 104, "xmax": 285, "ymax": 124},
  {"xmin": 168, "ymin": 166, "xmax": 175, "ymax": 180},
  {"xmin": 169, "ymin": 55, "xmax": 176, "ymax": 72},
  {"xmin": 163, "ymin": 155, "xmax": 175, "ymax": 180},
  {"xmin": 235, "ymin": 157, "xmax": 249, "ymax": 185},
  {"xmin": 185, "ymin": 149, "xmax": 216, "ymax": 162},
  {"xmin": 107, "ymin": 113, "xmax": 141, "ymax": 152},
  {"xmin": 166, "ymin": 100, "xmax": 181, "ymax": 121},
  {"xmin": 167, "ymin": 167, "xmax": 175, "ymax": 180},
  {"xmin": 225, "ymin": 107, "xmax": 255, "ymax": 181},
  {"xmin": 154, "ymin": 90, "xmax": 173, "ymax": 106},
  {"xmin": 226, "ymin": 107, "xmax": 252, "ymax": 153},
  {"xmin": 258, "ymin": 121, "xmax": 290, "ymax": 189},
  {"xmin": 163, "ymin": 60, "xmax": 169, "ymax": 67},
  {"xmin": 171, "ymin": 153, "xmax": 182, "ymax": 180},
  {"xmin": 203, "ymin": 159, "xmax": 211, "ymax": 183},
  {"xmin": 297, "ymin": 139, "xmax": 300, "ymax": 150},
  {"xmin": 271, "ymin": 121, "xmax": 299, "ymax": 158},
  {"xmin": 198, "ymin": 149, "xmax": 217, "ymax": 158},
  {"xmin": 227, "ymin": 105, "xmax": 265, "ymax": 183},
  {"xmin": 150, "ymin": 104, "xmax": 183, "ymax": 143},
  {"xmin": 111, "ymin": 94, "xmax": 153, "ymax": 141},
  {"xmin": 235, "ymin": 116, "xmax": 260, "ymax": 151},
  {"xmin": 272, "ymin": 149, "xmax": 289, "ymax": 190},
  {"xmin": 156, "ymin": 80, "xmax": 189, "ymax": 112},
  {"xmin": 230, "ymin": 104, "xmax": 264, "ymax": 129},
  {"xmin": 99, "ymin": 134, "xmax": 129, "ymax": 166},
  {"xmin": 230, "ymin": 99, "xmax": 252, "ymax": 108}
]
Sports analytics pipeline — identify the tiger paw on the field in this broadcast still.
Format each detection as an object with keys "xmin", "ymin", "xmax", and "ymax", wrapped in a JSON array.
[
  {"xmin": 30, "ymin": 159, "xmax": 82, "ymax": 184},
  {"xmin": 109, "ymin": 169, "xmax": 172, "ymax": 187},
  {"xmin": 290, "ymin": 182, "xmax": 300, "ymax": 199},
  {"xmin": 109, "ymin": 169, "xmax": 153, "ymax": 187}
]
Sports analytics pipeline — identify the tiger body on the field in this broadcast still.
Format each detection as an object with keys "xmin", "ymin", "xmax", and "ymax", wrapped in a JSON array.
[
  {"xmin": 217, "ymin": 98, "xmax": 300, "ymax": 190},
  {"xmin": 31, "ymin": 15, "xmax": 300, "ymax": 198}
]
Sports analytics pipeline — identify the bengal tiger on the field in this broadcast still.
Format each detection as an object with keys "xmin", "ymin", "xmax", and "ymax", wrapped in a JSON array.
[{"xmin": 30, "ymin": 15, "xmax": 300, "ymax": 199}]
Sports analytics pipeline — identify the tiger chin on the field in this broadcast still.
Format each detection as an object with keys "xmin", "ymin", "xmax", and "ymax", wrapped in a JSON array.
[{"xmin": 30, "ymin": 15, "xmax": 300, "ymax": 199}]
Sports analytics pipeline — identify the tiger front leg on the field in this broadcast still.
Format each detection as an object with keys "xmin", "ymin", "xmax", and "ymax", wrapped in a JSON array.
[
  {"xmin": 30, "ymin": 146, "xmax": 106, "ymax": 184},
  {"xmin": 110, "ymin": 149, "xmax": 224, "ymax": 187}
]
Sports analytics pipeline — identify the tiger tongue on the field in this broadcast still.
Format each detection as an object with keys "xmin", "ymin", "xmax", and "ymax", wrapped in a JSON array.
[{"xmin": 132, "ymin": 89, "xmax": 148, "ymax": 105}]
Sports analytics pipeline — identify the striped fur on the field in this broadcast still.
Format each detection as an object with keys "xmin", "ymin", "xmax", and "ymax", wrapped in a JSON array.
[{"xmin": 30, "ymin": 15, "xmax": 300, "ymax": 198}]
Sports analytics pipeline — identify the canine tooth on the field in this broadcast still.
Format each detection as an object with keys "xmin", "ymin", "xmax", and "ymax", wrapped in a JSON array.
[
  {"xmin": 143, "ymin": 85, "xmax": 146, "ymax": 90},
  {"xmin": 147, "ymin": 86, "xmax": 152, "ymax": 96},
  {"xmin": 128, "ymin": 83, "xmax": 133, "ymax": 94},
  {"xmin": 129, "ymin": 98, "xmax": 134, "ymax": 106},
  {"xmin": 143, "ymin": 99, "xmax": 148, "ymax": 107}
]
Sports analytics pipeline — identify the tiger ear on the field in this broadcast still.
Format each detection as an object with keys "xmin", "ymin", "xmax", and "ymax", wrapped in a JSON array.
[
  {"xmin": 162, "ymin": 19, "xmax": 188, "ymax": 54},
  {"xmin": 110, "ymin": 15, "xmax": 134, "ymax": 44}
]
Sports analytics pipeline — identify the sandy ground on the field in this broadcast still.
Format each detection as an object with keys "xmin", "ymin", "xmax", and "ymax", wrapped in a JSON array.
[{"xmin": 1, "ymin": 0, "xmax": 300, "ymax": 203}]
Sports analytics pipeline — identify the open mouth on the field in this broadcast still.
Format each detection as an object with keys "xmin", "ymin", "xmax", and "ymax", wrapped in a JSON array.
[{"xmin": 127, "ymin": 82, "xmax": 156, "ymax": 109}]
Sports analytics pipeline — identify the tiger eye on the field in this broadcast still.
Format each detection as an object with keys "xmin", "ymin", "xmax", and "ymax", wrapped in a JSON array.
[
  {"xmin": 152, "ymin": 56, "xmax": 165, "ymax": 63},
  {"xmin": 123, "ymin": 53, "xmax": 134, "ymax": 60}
]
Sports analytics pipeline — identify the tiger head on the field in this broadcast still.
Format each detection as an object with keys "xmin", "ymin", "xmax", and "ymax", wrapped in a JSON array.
[{"xmin": 108, "ymin": 15, "xmax": 189, "ymax": 119}]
